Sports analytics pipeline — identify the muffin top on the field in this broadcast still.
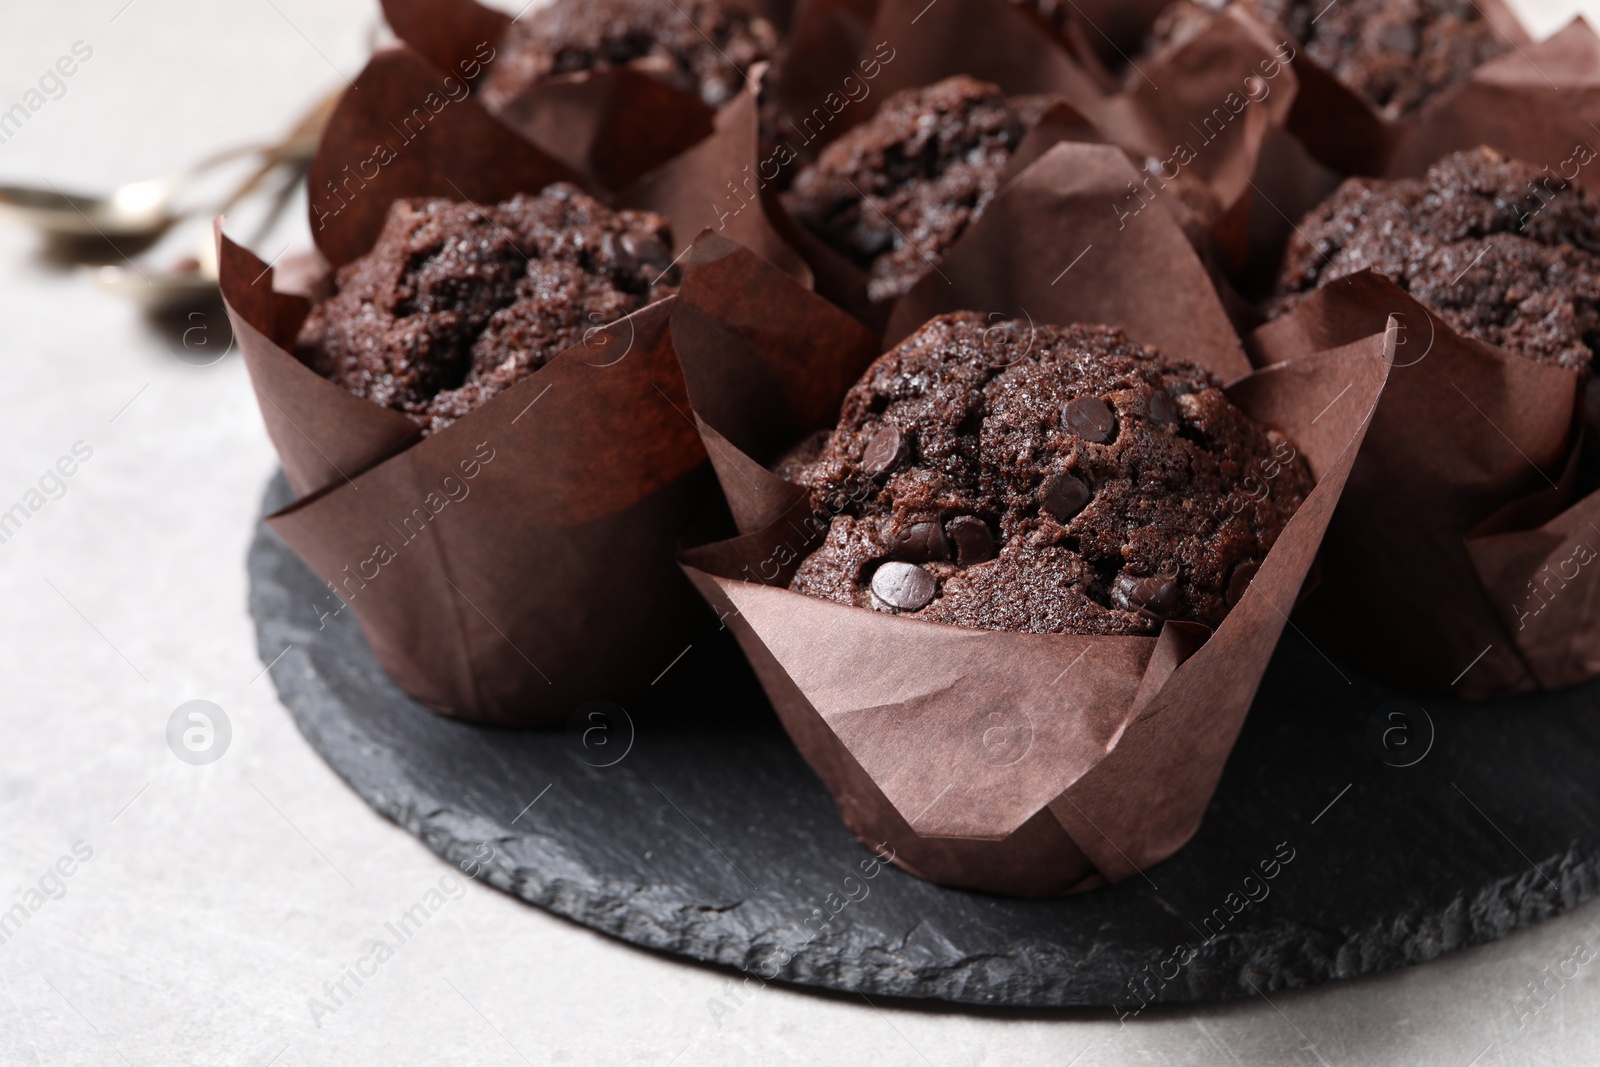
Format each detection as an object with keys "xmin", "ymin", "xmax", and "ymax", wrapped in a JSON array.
[
  {"xmin": 781, "ymin": 76, "xmax": 1047, "ymax": 304},
  {"xmin": 480, "ymin": 0, "xmax": 781, "ymax": 111},
  {"xmin": 1137, "ymin": 0, "xmax": 1507, "ymax": 118},
  {"xmin": 298, "ymin": 185, "xmax": 677, "ymax": 435},
  {"xmin": 784, "ymin": 312, "xmax": 1312, "ymax": 636},
  {"xmin": 1269, "ymin": 148, "xmax": 1600, "ymax": 372}
]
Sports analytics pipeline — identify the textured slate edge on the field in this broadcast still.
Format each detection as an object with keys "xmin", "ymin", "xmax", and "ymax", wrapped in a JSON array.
[
  {"xmin": 1168, "ymin": 848, "xmax": 1596, "ymax": 1002},
  {"xmin": 247, "ymin": 474, "xmax": 1599, "ymax": 1008}
]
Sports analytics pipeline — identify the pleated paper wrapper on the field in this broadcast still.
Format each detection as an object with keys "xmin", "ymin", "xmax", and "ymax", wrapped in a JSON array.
[
  {"xmin": 1251, "ymin": 272, "xmax": 1600, "ymax": 700},
  {"xmin": 306, "ymin": 44, "xmax": 807, "ymax": 286},
  {"xmin": 771, "ymin": 0, "xmax": 1299, "ymax": 293},
  {"xmin": 678, "ymin": 143, "xmax": 1388, "ymax": 895},
  {"xmin": 379, "ymin": 0, "xmax": 800, "ymax": 191},
  {"xmin": 1115, "ymin": 0, "xmax": 1600, "ymax": 182},
  {"xmin": 220, "ymin": 46, "xmax": 877, "ymax": 726}
]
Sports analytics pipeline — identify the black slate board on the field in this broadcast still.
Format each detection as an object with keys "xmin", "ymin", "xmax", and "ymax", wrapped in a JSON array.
[{"xmin": 248, "ymin": 473, "xmax": 1600, "ymax": 1009}]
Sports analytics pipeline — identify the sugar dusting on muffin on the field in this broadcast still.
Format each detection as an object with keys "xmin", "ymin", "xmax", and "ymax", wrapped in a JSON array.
[
  {"xmin": 297, "ymin": 185, "xmax": 677, "ymax": 435},
  {"xmin": 1270, "ymin": 147, "xmax": 1600, "ymax": 372},
  {"xmin": 785, "ymin": 312, "xmax": 1312, "ymax": 636}
]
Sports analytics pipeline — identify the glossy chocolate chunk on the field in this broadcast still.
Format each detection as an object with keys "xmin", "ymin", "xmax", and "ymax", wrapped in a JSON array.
[
  {"xmin": 862, "ymin": 425, "xmax": 905, "ymax": 475},
  {"xmin": 945, "ymin": 516, "xmax": 996, "ymax": 567},
  {"xmin": 889, "ymin": 522, "xmax": 950, "ymax": 563},
  {"xmin": 1149, "ymin": 391, "xmax": 1178, "ymax": 428},
  {"xmin": 1227, "ymin": 560, "xmax": 1260, "ymax": 607},
  {"xmin": 1039, "ymin": 472, "xmax": 1092, "ymax": 524},
  {"xmin": 1063, "ymin": 397, "xmax": 1115, "ymax": 444},
  {"xmin": 618, "ymin": 231, "xmax": 672, "ymax": 272},
  {"xmin": 1114, "ymin": 574, "xmax": 1180, "ymax": 619}
]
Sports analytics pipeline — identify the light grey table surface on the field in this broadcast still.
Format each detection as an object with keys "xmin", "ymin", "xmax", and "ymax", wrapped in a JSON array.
[{"xmin": 1, "ymin": 1, "xmax": 1597, "ymax": 1064}]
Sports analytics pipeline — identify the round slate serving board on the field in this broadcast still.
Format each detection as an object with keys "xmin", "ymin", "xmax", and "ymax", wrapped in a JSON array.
[{"xmin": 248, "ymin": 474, "xmax": 1600, "ymax": 1009}]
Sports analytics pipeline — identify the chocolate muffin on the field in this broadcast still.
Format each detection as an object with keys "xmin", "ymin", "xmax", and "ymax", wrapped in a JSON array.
[
  {"xmin": 298, "ymin": 185, "xmax": 677, "ymax": 435},
  {"xmin": 785, "ymin": 312, "xmax": 1312, "ymax": 636},
  {"xmin": 480, "ymin": 0, "xmax": 781, "ymax": 111},
  {"xmin": 1138, "ymin": 0, "xmax": 1507, "ymax": 117},
  {"xmin": 781, "ymin": 76, "xmax": 1048, "ymax": 304},
  {"xmin": 1269, "ymin": 148, "xmax": 1600, "ymax": 372}
]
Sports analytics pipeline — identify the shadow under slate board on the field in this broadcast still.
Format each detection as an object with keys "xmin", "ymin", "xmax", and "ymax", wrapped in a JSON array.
[{"xmin": 248, "ymin": 473, "xmax": 1600, "ymax": 1009}]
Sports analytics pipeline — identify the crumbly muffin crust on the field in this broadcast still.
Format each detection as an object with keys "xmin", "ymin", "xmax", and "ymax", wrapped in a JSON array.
[
  {"xmin": 781, "ymin": 76, "xmax": 1046, "ymax": 304},
  {"xmin": 1270, "ymin": 147, "xmax": 1600, "ymax": 372},
  {"xmin": 298, "ymin": 185, "xmax": 676, "ymax": 435},
  {"xmin": 786, "ymin": 312, "xmax": 1312, "ymax": 635},
  {"xmin": 480, "ymin": 0, "xmax": 780, "ymax": 111}
]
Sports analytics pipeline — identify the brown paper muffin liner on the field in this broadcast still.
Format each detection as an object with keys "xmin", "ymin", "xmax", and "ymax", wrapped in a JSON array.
[
  {"xmin": 1162, "ymin": 0, "xmax": 1600, "ymax": 181},
  {"xmin": 306, "ymin": 45, "xmax": 807, "ymax": 285},
  {"xmin": 676, "ymin": 147, "xmax": 1388, "ymax": 895},
  {"xmin": 1041, "ymin": 4, "xmax": 1600, "ymax": 298},
  {"xmin": 1250, "ymin": 271, "xmax": 1600, "ymax": 699},
  {"xmin": 227, "ymin": 260, "xmax": 707, "ymax": 727},
  {"xmin": 770, "ymin": 0, "xmax": 1298, "ymax": 292},
  {"xmin": 778, "ymin": 136, "xmax": 1277, "ymax": 363},
  {"xmin": 880, "ymin": 141, "xmax": 1264, "ymax": 364},
  {"xmin": 1050, "ymin": 0, "xmax": 1180, "ymax": 58},
  {"xmin": 378, "ymin": 0, "xmax": 797, "ymax": 191},
  {"xmin": 1386, "ymin": 14, "xmax": 1600, "ymax": 179},
  {"xmin": 221, "ymin": 50, "xmax": 876, "ymax": 725}
]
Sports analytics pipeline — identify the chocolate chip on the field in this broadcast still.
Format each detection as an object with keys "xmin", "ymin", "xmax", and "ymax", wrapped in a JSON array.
[
  {"xmin": 945, "ymin": 516, "xmax": 995, "ymax": 566},
  {"xmin": 1226, "ymin": 560, "xmax": 1260, "ymax": 607},
  {"xmin": 889, "ymin": 522, "xmax": 950, "ymax": 563},
  {"xmin": 1149, "ymin": 390, "xmax": 1178, "ymax": 427},
  {"xmin": 1113, "ymin": 574, "xmax": 1179, "ymax": 618},
  {"xmin": 1039, "ymin": 472, "xmax": 1091, "ymax": 523},
  {"xmin": 870, "ymin": 561, "xmax": 936, "ymax": 612},
  {"xmin": 619, "ymin": 232, "xmax": 671, "ymax": 270},
  {"xmin": 862, "ymin": 425, "xmax": 905, "ymax": 475},
  {"xmin": 1062, "ymin": 397, "xmax": 1115, "ymax": 443}
]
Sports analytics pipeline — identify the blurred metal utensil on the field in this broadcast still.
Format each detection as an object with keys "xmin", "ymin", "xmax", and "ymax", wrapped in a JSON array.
[
  {"xmin": 0, "ymin": 143, "xmax": 264, "ymax": 242},
  {"xmin": 85, "ymin": 151, "xmax": 311, "ymax": 314},
  {"xmin": 73, "ymin": 89, "xmax": 340, "ymax": 314},
  {"xmin": 0, "ymin": 88, "xmax": 339, "ymax": 245}
]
